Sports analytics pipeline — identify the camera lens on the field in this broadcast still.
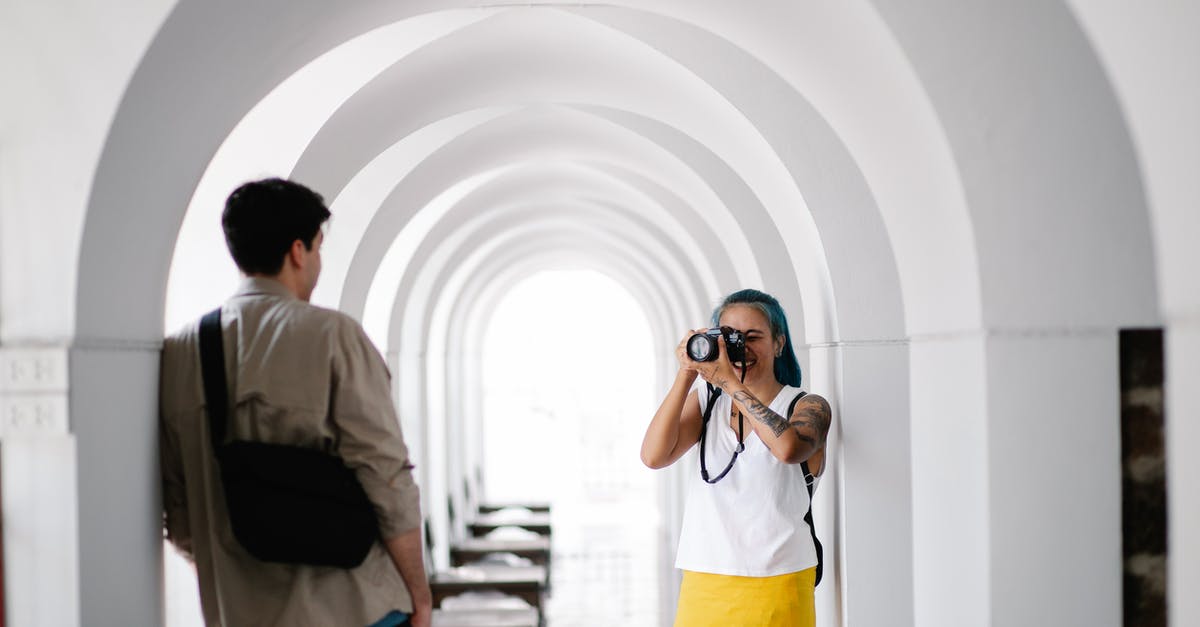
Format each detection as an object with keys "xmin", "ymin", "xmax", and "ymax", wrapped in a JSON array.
[{"xmin": 687, "ymin": 333, "xmax": 717, "ymax": 362}]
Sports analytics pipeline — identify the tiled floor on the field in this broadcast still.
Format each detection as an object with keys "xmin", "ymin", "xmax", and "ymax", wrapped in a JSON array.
[{"xmin": 540, "ymin": 505, "xmax": 659, "ymax": 626}]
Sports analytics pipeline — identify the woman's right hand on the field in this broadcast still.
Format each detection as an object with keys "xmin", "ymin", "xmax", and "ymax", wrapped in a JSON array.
[
  {"xmin": 644, "ymin": 330, "xmax": 709, "ymax": 469},
  {"xmin": 675, "ymin": 328, "xmax": 708, "ymax": 373}
]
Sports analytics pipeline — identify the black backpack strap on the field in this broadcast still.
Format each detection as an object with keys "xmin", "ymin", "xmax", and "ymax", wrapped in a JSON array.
[
  {"xmin": 801, "ymin": 459, "xmax": 824, "ymax": 587},
  {"xmin": 786, "ymin": 390, "xmax": 808, "ymax": 421},
  {"xmin": 199, "ymin": 308, "xmax": 229, "ymax": 453},
  {"xmin": 789, "ymin": 390, "xmax": 824, "ymax": 587}
]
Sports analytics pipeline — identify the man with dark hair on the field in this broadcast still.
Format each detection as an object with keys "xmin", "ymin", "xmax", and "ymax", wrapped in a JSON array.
[{"xmin": 160, "ymin": 178, "xmax": 431, "ymax": 627}]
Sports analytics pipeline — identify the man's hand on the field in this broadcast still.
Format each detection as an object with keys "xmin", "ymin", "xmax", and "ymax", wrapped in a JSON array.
[
  {"xmin": 408, "ymin": 601, "xmax": 432, "ymax": 627},
  {"xmin": 383, "ymin": 529, "xmax": 432, "ymax": 627}
]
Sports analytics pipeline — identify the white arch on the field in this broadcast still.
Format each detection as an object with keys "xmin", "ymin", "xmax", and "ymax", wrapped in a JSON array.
[
  {"xmin": 364, "ymin": 162, "xmax": 731, "ymax": 345},
  {"xmin": 57, "ymin": 2, "xmax": 1168, "ymax": 626},
  {"xmin": 290, "ymin": 8, "xmax": 900, "ymax": 341},
  {"xmin": 393, "ymin": 219, "xmax": 697, "ymax": 567},
  {"xmin": 328, "ymin": 114, "xmax": 767, "ymax": 341},
  {"xmin": 387, "ymin": 195, "xmax": 708, "ymax": 354},
  {"xmin": 445, "ymin": 249, "xmax": 677, "ymax": 510},
  {"xmin": 1062, "ymin": 4, "xmax": 1200, "ymax": 624},
  {"xmin": 74, "ymin": 4, "xmax": 911, "ymax": 623}
]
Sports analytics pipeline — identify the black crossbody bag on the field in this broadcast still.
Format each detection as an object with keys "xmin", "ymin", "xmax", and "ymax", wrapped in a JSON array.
[
  {"xmin": 199, "ymin": 308, "xmax": 378, "ymax": 568},
  {"xmin": 698, "ymin": 386, "xmax": 824, "ymax": 586}
]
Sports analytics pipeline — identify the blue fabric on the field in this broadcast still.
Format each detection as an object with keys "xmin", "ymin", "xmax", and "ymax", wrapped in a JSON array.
[{"xmin": 367, "ymin": 610, "xmax": 409, "ymax": 627}]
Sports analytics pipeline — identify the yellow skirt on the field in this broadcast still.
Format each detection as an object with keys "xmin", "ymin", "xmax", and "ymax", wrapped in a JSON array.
[{"xmin": 674, "ymin": 568, "xmax": 816, "ymax": 627}]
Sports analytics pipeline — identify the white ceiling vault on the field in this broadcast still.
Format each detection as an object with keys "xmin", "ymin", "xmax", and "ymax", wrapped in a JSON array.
[{"xmin": 20, "ymin": 1, "xmax": 1190, "ymax": 626}]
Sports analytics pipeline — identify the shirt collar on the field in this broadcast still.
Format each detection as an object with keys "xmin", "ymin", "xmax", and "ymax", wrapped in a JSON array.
[{"xmin": 234, "ymin": 276, "xmax": 297, "ymax": 300}]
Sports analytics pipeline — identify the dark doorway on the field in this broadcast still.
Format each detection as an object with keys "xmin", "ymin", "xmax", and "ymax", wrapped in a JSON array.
[{"xmin": 1119, "ymin": 329, "xmax": 1167, "ymax": 627}]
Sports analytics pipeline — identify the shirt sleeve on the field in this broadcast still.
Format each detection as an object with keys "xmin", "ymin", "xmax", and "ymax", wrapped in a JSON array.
[
  {"xmin": 159, "ymin": 344, "xmax": 193, "ymax": 558},
  {"xmin": 329, "ymin": 318, "xmax": 422, "ymax": 539}
]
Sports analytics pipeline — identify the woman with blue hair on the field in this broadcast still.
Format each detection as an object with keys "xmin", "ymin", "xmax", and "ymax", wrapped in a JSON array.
[{"xmin": 641, "ymin": 289, "xmax": 831, "ymax": 627}]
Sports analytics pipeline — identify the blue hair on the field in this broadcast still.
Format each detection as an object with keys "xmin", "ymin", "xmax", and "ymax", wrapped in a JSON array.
[{"xmin": 711, "ymin": 289, "xmax": 802, "ymax": 388}]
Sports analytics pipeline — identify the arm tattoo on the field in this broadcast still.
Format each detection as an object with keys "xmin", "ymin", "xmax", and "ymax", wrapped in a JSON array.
[
  {"xmin": 789, "ymin": 396, "xmax": 832, "ymax": 447},
  {"xmin": 731, "ymin": 390, "xmax": 791, "ymax": 437}
]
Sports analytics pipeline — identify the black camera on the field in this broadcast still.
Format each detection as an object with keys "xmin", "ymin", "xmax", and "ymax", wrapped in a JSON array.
[{"xmin": 686, "ymin": 326, "xmax": 746, "ymax": 364}]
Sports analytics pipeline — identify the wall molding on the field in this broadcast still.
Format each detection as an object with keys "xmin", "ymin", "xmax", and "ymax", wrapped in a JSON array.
[
  {"xmin": 0, "ymin": 348, "xmax": 69, "ymax": 437},
  {"xmin": 70, "ymin": 338, "xmax": 164, "ymax": 352},
  {"xmin": 805, "ymin": 325, "xmax": 1123, "ymax": 350}
]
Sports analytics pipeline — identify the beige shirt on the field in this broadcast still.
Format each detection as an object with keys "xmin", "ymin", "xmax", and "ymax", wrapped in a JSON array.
[{"xmin": 160, "ymin": 277, "xmax": 422, "ymax": 626}]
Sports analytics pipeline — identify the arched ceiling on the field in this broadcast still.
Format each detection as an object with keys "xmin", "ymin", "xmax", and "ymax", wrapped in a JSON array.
[
  {"xmin": 87, "ymin": 1, "xmax": 1160, "ymax": 354},
  {"xmin": 65, "ymin": 1, "xmax": 1175, "ymax": 624},
  {"xmin": 98, "ymin": 1, "xmax": 908, "ymax": 350},
  {"xmin": 390, "ymin": 203, "xmax": 701, "ymax": 357},
  {"xmin": 868, "ymin": 0, "xmax": 1156, "ymax": 329},
  {"xmin": 287, "ymin": 6, "xmax": 900, "ymax": 342}
]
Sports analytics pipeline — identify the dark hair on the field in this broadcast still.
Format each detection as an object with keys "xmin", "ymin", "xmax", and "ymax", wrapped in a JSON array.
[
  {"xmin": 711, "ymin": 289, "xmax": 802, "ymax": 387},
  {"xmin": 221, "ymin": 178, "xmax": 330, "ymax": 275}
]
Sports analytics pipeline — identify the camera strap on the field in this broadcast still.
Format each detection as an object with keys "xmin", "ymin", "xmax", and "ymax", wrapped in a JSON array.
[
  {"xmin": 698, "ymin": 383, "xmax": 741, "ymax": 484},
  {"xmin": 698, "ymin": 364, "xmax": 748, "ymax": 484}
]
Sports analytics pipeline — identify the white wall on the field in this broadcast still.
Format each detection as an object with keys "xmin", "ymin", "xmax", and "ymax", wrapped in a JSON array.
[
  {"xmin": 0, "ymin": 3, "xmax": 175, "ymax": 625},
  {"xmin": 910, "ymin": 336, "xmax": 989, "ymax": 625},
  {"xmin": 986, "ymin": 334, "xmax": 1122, "ymax": 626},
  {"xmin": 1, "ymin": 2, "xmax": 1197, "ymax": 627},
  {"xmin": 1064, "ymin": 6, "xmax": 1200, "ymax": 624},
  {"xmin": 0, "ymin": 0, "xmax": 175, "ymax": 342}
]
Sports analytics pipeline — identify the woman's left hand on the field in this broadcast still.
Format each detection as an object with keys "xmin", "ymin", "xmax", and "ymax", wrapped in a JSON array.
[{"xmin": 694, "ymin": 335, "xmax": 741, "ymax": 391}]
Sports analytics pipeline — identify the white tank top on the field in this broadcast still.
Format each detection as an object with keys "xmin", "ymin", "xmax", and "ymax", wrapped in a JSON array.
[{"xmin": 674, "ymin": 383, "xmax": 820, "ymax": 577}]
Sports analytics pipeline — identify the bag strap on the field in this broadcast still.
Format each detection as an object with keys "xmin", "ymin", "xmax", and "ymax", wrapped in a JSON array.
[
  {"xmin": 199, "ymin": 308, "xmax": 229, "ymax": 453},
  {"xmin": 788, "ymin": 390, "xmax": 824, "ymax": 587}
]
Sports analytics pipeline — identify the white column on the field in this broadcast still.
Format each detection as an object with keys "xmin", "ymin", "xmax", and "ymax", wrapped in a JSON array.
[
  {"xmin": 909, "ymin": 334, "xmax": 990, "ymax": 627},
  {"xmin": 1167, "ymin": 320, "xmax": 1200, "ymax": 627},
  {"xmin": 837, "ymin": 342, "xmax": 913, "ymax": 627},
  {"xmin": 1, "ymin": 347, "xmax": 79, "ymax": 627},
  {"xmin": 985, "ymin": 332, "xmax": 1121, "ymax": 627},
  {"xmin": 69, "ymin": 344, "xmax": 163, "ymax": 627},
  {"xmin": 805, "ymin": 343, "xmax": 841, "ymax": 627}
]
